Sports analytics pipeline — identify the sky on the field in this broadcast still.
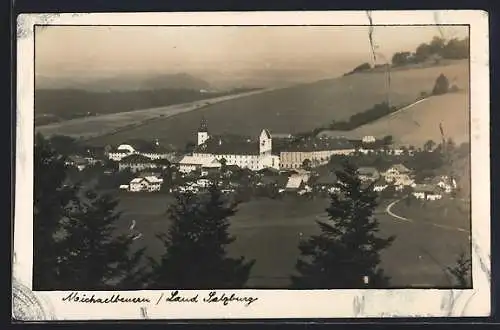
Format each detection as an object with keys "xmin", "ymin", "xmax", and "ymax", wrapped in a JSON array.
[{"xmin": 35, "ymin": 25, "xmax": 468, "ymax": 88}]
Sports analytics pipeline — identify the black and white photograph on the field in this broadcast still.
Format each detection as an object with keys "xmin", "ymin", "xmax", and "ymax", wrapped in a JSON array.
[{"xmin": 13, "ymin": 11, "xmax": 490, "ymax": 320}]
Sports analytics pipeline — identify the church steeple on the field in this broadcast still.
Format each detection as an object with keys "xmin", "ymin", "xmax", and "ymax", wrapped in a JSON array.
[
  {"xmin": 197, "ymin": 117, "xmax": 209, "ymax": 146},
  {"xmin": 199, "ymin": 116, "xmax": 208, "ymax": 133}
]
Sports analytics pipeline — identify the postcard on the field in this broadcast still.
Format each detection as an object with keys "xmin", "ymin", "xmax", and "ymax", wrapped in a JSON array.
[{"xmin": 13, "ymin": 10, "xmax": 490, "ymax": 320}]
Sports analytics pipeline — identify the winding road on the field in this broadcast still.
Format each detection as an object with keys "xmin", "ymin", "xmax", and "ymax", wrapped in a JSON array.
[{"xmin": 386, "ymin": 199, "xmax": 469, "ymax": 233}]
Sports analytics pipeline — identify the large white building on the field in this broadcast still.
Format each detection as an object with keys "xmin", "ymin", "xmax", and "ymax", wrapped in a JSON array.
[
  {"xmin": 189, "ymin": 119, "xmax": 280, "ymax": 172},
  {"xmin": 279, "ymin": 138, "xmax": 356, "ymax": 169}
]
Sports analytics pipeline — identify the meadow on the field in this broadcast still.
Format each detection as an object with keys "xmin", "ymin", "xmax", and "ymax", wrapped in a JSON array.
[
  {"xmin": 114, "ymin": 193, "xmax": 470, "ymax": 288},
  {"xmin": 341, "ymin": 91, "xmax": 470, "ymax": 148},
  {"xmin": 54, "ymin": 60, "xmax": 468, "ymax": 149}
]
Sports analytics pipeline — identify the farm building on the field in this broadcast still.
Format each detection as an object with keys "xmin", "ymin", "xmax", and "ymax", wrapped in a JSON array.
[
  {"xmin": 430, "ymin": 175, "xmax": 457, "ymax": 193},
  {"xmin": 412, "ymin": 184, "xmax": 443, "ymax": 201},
  {"xmin": 312, "ymin": 172, "xmax": 339, "ymax": 193},
  {"xmin": 129, "ymin": 176, "xmax": 163, "ymax": 192},
  {"xmin": 178, "ymin": 155, "xmax": 220, "ymax": 174},
  {"xmin": 383, "ymin": 163, "xmax": 413, "ymax": 183},
  {"xmin": 285, "ymin": 173, "xmax": 310, "ymax": 192},
  {"xmin": 373, "ymin": 180, "xmax": 389, "ymax": 192}
]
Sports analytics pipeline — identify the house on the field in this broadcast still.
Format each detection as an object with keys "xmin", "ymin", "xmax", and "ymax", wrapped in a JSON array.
[
  {"xmin": 362, "ymin": 136, "xmax": 376, "ymax": 144},
  {"xmin": 108, "ymin": 141, "xmax": 177, "ymax": 162},
  {"xmin": 196, "ymin": 179, "xmax": 212, "ymax": 188},
  {"xmin": 129, "ymin": 176, "xmax": 163, "ymax": 192},
  {"xmin": 383, "ymin": 164, "xmax": 413, "ymax": 183},
  {"xmin": 313, "ymin": 172, "xmax": 338, "ymax": 192},
  {"xmin": 431, "ymin": 175, "xmax": 457, "ymax": 193},
  {"xmin": 139, "ymin": 142, "xmax": 177, "ymax": 161},
  {"xmin": 201, "ymin": 158, "xmax": 222, "ymax": 177},
  {"xmin": 285, "ymin": 174, "xmax": 305, "ymax": 191},
  {"xmin": 108, "ymin": 144, "xmax": 137, "ymax": 161},
  {"xmin": 192, "ymin": 119, "xmax": 280, "ymax": 171},
  {"xmin": 412, "ymin": 184, "xmax": 443, "ymax": 200},
  {"xmin": 65, "ymin": 155, "xmax": 89, "ymax": 171},
  {"xmin": 356, "ymin": 167, "xmax": 380, "ymax": 182},
  {"xmin": 279, "ymin": 138, "xmax": 356, "ymax": 169},
  {"xmin": 119, "ymin": 154, "xmax": 158, "ymax": 173},
  {"xmin": 373, "ymin": 180, "xmax": 388, "ymax": 192},
  {"xmin": 178, "ymin": 155, "xmax": 220, "ymax": 174}
]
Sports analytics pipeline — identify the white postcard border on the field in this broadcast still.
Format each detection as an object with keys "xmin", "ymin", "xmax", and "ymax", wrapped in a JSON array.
[{"xmin": 14, "ymin": 10, "xmax": 490, "ymax": 320}]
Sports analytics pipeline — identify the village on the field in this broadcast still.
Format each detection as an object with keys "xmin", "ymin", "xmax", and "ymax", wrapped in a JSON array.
[{"xmin": 63, "ymin": 119, "xmax": 459, "ymax": 203}]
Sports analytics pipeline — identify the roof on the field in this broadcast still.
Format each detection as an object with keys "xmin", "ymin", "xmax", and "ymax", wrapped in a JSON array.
[
  {"xmin": 201, "ymin": 158, "xmax": 222, "ymax": 169},
  {"xmin": 413, "ymin": 184, "xmax": 441, "ymax": 194},
  {"xmin": 144, "ymin": 176, "xmax": 163, "ymax": 184},
  {"xmin": 139, "ymin": 144, "xmax": 175, "ymax": 154},
  {"xmin": 120, "ymin": 154, "xmax": 154, "ymax": 164},
  {"xmin": 179, "ymin": 155, "xmax": 218, "ymax": 166},
  {"xmin": 281, "ymin": 137, "xmax": 355, "ymax": 152},
  {"xmin": 286, "ymin": 174, "xmax": 304, "ymax": 189},
  {"xmin": 117, "ymin": 144, "xmax": 135, "ymax": 151},
  {"xmin": 357, "ymin": 167, "xmax": 380, "ymax": 176},
  {"xmin": 314, "ymin": 172, "xmax": 338, "ymax": 185},
  {"xmin": 194, "ymin": 135, "xmax": 260, "ymax": 155},
  {"xmin": 389, "ymin": 163, "xmax": 411, "ymax": 173},
  {"xmin": 261, "ymin": 129, "xmax": 271, "ymax": 139},
  {"xmin": 271, "ymin": 133, "xmax": 293, "ymax": 139},
  {"xmin": 130, "ymin": 178, "xmax": 144, "ymax": 184}
]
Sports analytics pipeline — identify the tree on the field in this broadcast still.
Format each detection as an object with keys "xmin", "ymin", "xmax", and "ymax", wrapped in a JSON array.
[
  {"xmin": 423, "ymin": 139, "xmax": 436, "ymax": 152},
  {"xmin": 57, "ymin": 190, "xmax": 148, "ymax": 290},
  {"xmin": 48, "ymin": 135, "xmax": 81, "ymax": 156},
  {"xmin": 391, "ymin": 52, "xmax": 412, "ymax": 66},
  {"xmin": 447, "ymin": 252, "xmax": 472, "ymax": 288},
  {"xmin": 429, "ymin": 36, "xmax": 446, "ymax": 55},
  {"xmin": 415, "ymin": 43, "xmax": 432, "ymax": 62},
  {"xmin": 302, "ymin": 159, "xmax": 312, "ymax": 170},
  {"xmin": 148, "ymin": 182, "xmax": 255, "ymax": 289},
  {"xmin": 33, "ymin": 133, "xmax": 78, "ymax": 290},
  {"xmin": 432, "ymin": 74, "xmax": 450, "ymax": 95},
  {"xmin": 291, "ymin": 161, "xmax": 395, "ymax": 288},
  {"xmin": 34, "ymin": 133, "xmax": 146, "ymax": 290}
]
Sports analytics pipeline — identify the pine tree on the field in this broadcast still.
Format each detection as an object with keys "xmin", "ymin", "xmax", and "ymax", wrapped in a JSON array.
[
  {"xmin": 57, "ymin": 190, "xmax": 147, "ymax": 290},
  {"xmin": 33, "ymin": 133, "xmax": 78, "ymax": 290},
  {"xmin": 34, "ymin": 133, "xmax": 146, "ymax": 290},
  {"xmin": 447, "ymin": 251, "xmax": 472, "ymax": 288},
  {"xmin": 149, "ymin": 182, "xmax": 255, "ymax": 289},
  {"xmin": 291, "ymin": 161, "xmax": 395, "ymax": 288}
]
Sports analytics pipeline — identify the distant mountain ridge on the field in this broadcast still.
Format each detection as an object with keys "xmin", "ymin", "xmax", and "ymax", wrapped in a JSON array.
[{"xmin": 36, "ymin": 73, "xmax": 211, "ymax": 92}]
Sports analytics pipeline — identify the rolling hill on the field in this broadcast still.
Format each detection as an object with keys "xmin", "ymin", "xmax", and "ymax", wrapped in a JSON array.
[
  {"xmin": 36, "ymin": 73, "xmax": 211, "ymax": 91},
  {"xmin": 340, "ymin": 92, "xmax": 470, "ymax": 147},
  {"xmin": 83, "ymin": 60, "xmax": 468, "ymax": 149}
]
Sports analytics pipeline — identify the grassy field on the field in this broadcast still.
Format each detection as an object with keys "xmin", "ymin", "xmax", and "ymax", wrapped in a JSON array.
[
  {"xmin": 343, "ymin": 91, "xmax": 470, "ymax": 148},
  {"xmin": 114, "ymin": 193, "xmax": 470, "ymax": 288},
  {"xmin": 35, "ymin": 88, "xmax": 275, "ymax": 140},
  {"xmin": 75, "ymin": 60, "xmax": 469, "ymax": 149}
]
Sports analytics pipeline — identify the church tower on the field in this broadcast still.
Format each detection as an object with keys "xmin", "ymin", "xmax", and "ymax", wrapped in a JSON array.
[
  {"xmin": 197, "ymin": 117, "xmax": 209, "ymax": 146},
  {"xmin": 259, "ymin": 129, "xmax": 272, "ymax": 155}
]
